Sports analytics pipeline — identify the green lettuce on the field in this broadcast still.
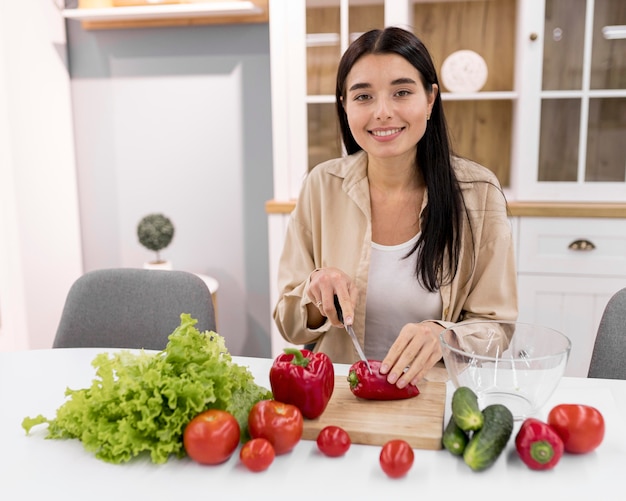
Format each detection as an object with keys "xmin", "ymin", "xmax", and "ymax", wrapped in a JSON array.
[{"xmin": 22, "ymin": 314, "xmax": 272, "ymax": 464}]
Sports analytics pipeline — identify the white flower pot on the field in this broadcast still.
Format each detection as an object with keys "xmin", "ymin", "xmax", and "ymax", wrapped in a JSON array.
[{"xmin": 143, "ymin": 260, "xmax": 173, "ymax": 271}]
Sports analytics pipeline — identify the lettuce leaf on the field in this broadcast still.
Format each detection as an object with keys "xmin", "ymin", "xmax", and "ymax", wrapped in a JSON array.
[{"xmin": 22, "ymin": 314, "xmax": 272, "ymax": 464}]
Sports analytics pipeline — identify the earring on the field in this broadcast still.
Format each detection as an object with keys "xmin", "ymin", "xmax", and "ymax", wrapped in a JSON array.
[{"xmin": 426, "ymin": 112, "xmax": 431, "ymax": 121}]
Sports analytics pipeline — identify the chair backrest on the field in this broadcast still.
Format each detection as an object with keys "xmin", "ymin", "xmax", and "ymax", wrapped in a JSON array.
[
  {"xmin": 588, "ymin": 287, "xmax": 626, "ymax": 379},
  {"xmin": 53, "ymin": 268, "xmax": 216, "ymax": 350}
]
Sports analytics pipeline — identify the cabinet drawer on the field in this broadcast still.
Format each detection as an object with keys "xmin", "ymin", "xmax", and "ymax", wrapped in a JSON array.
[{"xmin": 518, "ymin": 217, "xmax": 626, "ymax": 276}]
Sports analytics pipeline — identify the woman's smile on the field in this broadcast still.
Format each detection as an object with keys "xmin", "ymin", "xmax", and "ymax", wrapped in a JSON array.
[{"xmin": 370, "ymin": 127, "xmax": 404, "ymax": 139}]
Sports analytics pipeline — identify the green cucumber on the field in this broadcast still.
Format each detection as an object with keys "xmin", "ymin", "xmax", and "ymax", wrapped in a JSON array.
[
  {"xmin": 451, "ymin": 386, "xmax": 484, "ymax": 431},
  {"xmin": 442, "ymin": 415, "xmax": 469, "ymax": 456},
  {"xmin": 463, "ymin": 404, "xmax": 514, "ymax": 471}
]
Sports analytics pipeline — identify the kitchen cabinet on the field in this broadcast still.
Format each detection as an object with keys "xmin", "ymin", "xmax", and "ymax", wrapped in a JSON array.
[
  {"xmin": 514, "ymin": 217, "xmax": 626, "ymax": 377},
  {"xmin": 266, "ymin": 0, "xmax": 626, "ymax": 362}
]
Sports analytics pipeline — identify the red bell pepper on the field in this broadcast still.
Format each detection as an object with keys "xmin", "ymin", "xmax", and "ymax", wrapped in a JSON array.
[
  {"xmin": 347, "ymin": 360, "xmax": 420, "ymax": 400},
  {"xmin": 269, "ymin": 348, "xmax": 334, "ymax": 419},
  {"xmin": 515, "ymin": 417, "xmax": 564, "ymax": 470}
]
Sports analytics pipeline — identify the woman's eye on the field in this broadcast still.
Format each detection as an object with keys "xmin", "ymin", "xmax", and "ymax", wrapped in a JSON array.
[
  {"xmin": 354, "ymin": 94, "xmax": 371, "ymax": 102},
  {"xmin": 396, "ymin": 89, "xmax": 412, "ymax": 97}
]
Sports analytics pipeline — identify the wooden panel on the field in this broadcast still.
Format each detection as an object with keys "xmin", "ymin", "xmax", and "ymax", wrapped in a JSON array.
[
  {"xmin": 306, "ymin": 6, "xmax": 341, "ymax": 96},
  {"xmin": 445, "ymin": 100, "xmax": 512, "ymax": 187},
  {"xmin": 590, "ymin": 0, "xmax": 626, "ymax": 90},
  {"xmin": 301, "ymin": 376, "xmax": 447, "ymax": 450},
  {"xmin": 412, "ymin": 0, "xmax": 516, "ymax": 93},
  {"xmin": 542, "ymin": 0, "xmax": 585, "ymax": 91},
  {"xmin": 306, "ymin": 4, "xmax": 384, "ymax": 96}
]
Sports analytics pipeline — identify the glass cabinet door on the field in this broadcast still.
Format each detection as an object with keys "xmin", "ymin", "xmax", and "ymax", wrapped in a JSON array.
[
  {"xmin": 305, "ymin": 0, "xmax": 385, "ymax": 170},
  {"xmin": 538, "ymin": 0, "xmax": 626, "ymax": 186}
]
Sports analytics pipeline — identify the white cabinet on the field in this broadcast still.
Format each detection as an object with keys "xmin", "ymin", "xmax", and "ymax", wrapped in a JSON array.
[{"xmin": 516, "ymin": 217, "xmax": 626, "ymax": 376}]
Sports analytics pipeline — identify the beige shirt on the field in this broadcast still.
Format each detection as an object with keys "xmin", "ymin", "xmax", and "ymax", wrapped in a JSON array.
[{"xmin": 273, "ymin": 150, "xmax": 518, "ymax": 364}]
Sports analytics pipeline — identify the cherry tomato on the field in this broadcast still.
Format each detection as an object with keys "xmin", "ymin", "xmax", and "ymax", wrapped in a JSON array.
[
  {"xmin": 316, "ymin": 425, "xmax": 351, "ymax": 457},
  {"xmin": 248, "ymin": 400, "xmax": 303, "ymax": 455},
  {"xmin": 547, "ymin": 404, "xmax": 605, "ymax": 454},
  {"xmin": 379, "ymin": 439, "xmax": 414, "ymax": 478},
  {"xmin": 183, "ymin": 409, "xmax": 240, "ymax": 465},
  {"xmin": 240, "ymin": 438, "xmax": 275, "ymax": 472}
]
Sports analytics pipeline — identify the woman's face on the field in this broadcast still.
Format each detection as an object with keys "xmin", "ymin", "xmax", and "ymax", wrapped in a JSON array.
[{"xmin": 342, "ymin": 53, "xmax": 437, "ymax": 162}]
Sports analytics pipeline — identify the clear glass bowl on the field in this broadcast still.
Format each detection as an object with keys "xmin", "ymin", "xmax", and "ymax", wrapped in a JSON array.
[{"xmin": 439, "ymin": 320, "xmax": 571, "ymax": 420}]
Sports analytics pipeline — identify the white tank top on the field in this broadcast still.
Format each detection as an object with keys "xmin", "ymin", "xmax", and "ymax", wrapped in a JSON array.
[{"xmin": 364, "ymin": 233, "xmax": 443, "ymax": 360}]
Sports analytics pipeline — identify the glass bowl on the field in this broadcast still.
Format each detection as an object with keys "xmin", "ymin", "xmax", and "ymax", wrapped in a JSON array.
[{"xmin": 439, "ymin": 320, "xmax": 571, "ymax": 420}]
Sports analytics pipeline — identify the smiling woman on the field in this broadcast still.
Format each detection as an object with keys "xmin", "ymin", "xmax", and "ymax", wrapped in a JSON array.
[{"xmin": 273, "ymin": 27, "xmax": 517, "ymax": 389}]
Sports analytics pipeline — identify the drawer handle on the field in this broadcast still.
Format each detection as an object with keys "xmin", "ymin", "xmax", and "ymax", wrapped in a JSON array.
[{"xmin": 568, "ymin": 239, "xmax": 596, "ymax": 251}]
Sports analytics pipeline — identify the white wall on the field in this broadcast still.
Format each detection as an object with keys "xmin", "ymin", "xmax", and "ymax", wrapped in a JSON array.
[
  {"xmin": 66, "ymin": 18, "xmax": 274, "ymax": 357},
  {"xmin": 0, "ymin": 0, "xmax": 83, "ymax": 350}
]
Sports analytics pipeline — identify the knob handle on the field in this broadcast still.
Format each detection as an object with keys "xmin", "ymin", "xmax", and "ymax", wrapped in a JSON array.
[{"xmin": 568, "ymin": 239, "xmax": 596, "ymax": 251}]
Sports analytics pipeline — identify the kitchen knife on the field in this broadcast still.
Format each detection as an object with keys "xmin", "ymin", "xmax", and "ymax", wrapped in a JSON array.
[{"xmin": 334, "ymin": 295, "xmax": 372, "ymax": 374}]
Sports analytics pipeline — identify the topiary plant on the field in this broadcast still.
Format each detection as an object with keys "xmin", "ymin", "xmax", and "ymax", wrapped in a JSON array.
[{"xmin": 137, "ymin": 213, "xmax": 175, "ymax": 264}]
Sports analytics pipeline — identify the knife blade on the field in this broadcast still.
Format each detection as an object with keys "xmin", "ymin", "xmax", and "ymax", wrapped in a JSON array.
[{"xmin": 334, "ymin": 295, "xmax": 372, "ymax": 374}]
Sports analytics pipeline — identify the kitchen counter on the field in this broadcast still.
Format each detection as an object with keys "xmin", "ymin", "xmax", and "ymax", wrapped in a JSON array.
[
  {"xmin": 265, "ymin": 199, "xmax": 626, "ymax": 218},
  {"xmin": 2, "ymin": 348, "xmax": 625, "ymax": 500}
]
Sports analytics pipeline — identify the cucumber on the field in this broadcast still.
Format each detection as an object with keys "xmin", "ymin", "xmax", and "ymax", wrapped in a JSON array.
[
  {"xmin": 451, "ymin": 386, "xmax": 484, "ymax": 431},
  {"xmin": 462, "ymin": 404, "xmax": 514, "ymax": 471},
  {"xmin": 442, "ymin": 415, "xmax": 469, "ymax": 456}
]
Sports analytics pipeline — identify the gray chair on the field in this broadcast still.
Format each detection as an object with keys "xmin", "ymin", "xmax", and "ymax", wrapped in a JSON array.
[
  {"xmin": 53, "ymin": 268, "xmax": 216, "ymax": 350},
  {"xmin": 588, "ymin": 288, "xmax": 626, "ymax": 379}
]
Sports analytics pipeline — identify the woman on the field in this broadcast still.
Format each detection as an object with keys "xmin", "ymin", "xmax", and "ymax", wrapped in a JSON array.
[{"xmin": 273, "ymin": 27, "xmax": 517, "ymax": 389}]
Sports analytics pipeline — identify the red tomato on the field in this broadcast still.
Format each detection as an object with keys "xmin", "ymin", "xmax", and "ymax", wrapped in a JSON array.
[
  {"xmin": 248, "ymin": 400, "xmax": 303, "ymax": 455},
  {"xmin": 316, "ymin": 425, "xmax": 351, "ymax": 457},
  {"xmin": 547, "ymin": 404, "xmax": 605, "ymax": 454},
  {"xmin": 183, "ymin": 409, "xmax": 240, "ymax": 465},
  {"xmin": 240, "ymin": 438, "xmax": 275, "ymax": 472},
  {"xmin": 379, "ymin": 439, "xmax": 414, "ymax": 478}
]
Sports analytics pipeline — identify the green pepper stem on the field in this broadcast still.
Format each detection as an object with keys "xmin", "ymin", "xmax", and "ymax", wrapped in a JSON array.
[
  {"xmin": 347, "ymin": 370, "xmax": 359, "ymax": 390},
  {"xmin": 284, "ymin": 348, "xmax": 309, "ymax": 367},
  {"xmin": 530, "ymin": 440, "xmax": 555, "ymax": 464}
]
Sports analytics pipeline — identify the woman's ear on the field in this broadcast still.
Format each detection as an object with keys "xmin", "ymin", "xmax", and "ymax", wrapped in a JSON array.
[
  {"xmin": 430, "ymin": 83, "xmax": 439, "ymax": 102},
  {"xmin": 428, "ymin": 84, "xmax": 438, "ymax": 116}
]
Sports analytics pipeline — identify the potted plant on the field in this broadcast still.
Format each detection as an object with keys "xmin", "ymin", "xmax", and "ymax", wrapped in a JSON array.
[{"xmin": 137, "ymin": 213, "xmax": 175, "ymax": 270}]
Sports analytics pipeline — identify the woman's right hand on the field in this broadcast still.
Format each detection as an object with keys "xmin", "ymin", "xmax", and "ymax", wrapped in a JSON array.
[{"xmin": 305, "ymin": 267, "xmax": 359, "ymax": 328}]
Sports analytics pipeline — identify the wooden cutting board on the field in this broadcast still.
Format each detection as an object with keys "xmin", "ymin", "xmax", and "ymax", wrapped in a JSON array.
[{"xmin": 301, "ymin": 375, "xmax": 447, "ymax": 450}]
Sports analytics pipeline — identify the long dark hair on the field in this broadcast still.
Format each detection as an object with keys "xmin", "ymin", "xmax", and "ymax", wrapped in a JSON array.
[{"xmin": 335, "ymin": 27, "xmax": 464, "ymax": 291}]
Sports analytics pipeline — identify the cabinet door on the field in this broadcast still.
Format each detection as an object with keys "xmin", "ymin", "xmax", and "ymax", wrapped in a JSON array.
[
  {"xmin": 514, "ymin": 0, "xmax": 626, "ymax": 202},
  {"xmin": 518, "ymin": 275, "xmax": 624, "ymax": 377}
]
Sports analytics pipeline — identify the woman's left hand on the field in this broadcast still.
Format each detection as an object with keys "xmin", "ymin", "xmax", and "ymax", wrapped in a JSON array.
[{"xmin": 379, "ymin": 322, "xmax": 443, "ymax": 388}]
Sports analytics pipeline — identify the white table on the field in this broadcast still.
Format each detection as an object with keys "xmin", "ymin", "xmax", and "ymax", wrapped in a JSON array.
[{"xmin": 1, "ymin": 348, "xmax": 625, "ymax": 500}]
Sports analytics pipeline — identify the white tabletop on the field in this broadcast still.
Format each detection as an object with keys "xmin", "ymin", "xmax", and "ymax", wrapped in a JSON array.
[{"xmin": 1, "ymin": 348, "xmax": 625, "ymax": 500}]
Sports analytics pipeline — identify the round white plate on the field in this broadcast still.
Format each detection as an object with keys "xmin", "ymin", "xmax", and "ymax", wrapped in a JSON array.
[{"xmin": 440, "ymin": 50, "xmax": 488, "ymax": 93}]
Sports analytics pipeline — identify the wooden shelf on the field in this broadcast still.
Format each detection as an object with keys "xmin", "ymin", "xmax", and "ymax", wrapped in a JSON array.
[{"xmin": 63, "ymin": 1, "xmax": 268, "ymax": 29}]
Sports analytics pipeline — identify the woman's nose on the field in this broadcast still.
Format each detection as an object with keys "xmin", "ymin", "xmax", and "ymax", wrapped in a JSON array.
[{"xmin": 375, "ymin": 97, "xmax": 392, "ymax": 120}]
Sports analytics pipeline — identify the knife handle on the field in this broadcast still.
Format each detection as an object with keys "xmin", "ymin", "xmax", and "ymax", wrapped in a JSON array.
[{"xmin": 333, "ymin": 294, "xmax": 345, "ymax": 324}]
